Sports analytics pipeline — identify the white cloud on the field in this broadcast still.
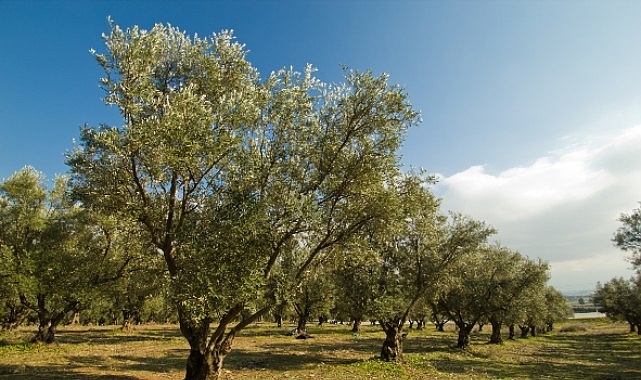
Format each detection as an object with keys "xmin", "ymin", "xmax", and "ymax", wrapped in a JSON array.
[{"xmin": 435, "ymin": 125, "xmax": 641, "ymax": 292}]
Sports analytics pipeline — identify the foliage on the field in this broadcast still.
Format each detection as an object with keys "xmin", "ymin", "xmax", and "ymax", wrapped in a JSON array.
[
  {"xmin": 613, "ymin": 203, "xmax": 641, "ymax": 268},
  {"xmin": 0, "ymin": 167, "xmax": 136, "ymax": 341},
  {"xmin": 593, "ymin": 276, "xmax": 641, "ymax": 329},
  {"xmin": 67, "ymin": 19, "xmax": 419, "ymax": 379}
]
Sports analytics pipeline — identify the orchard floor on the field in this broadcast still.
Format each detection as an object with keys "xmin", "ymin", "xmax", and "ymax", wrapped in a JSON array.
[{"xmin": 0, "ymin": 319, "xmax": 639, "ymax": 379}]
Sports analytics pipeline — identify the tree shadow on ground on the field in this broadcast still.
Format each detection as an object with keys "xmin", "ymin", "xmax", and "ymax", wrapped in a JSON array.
[
  {"xmin": 0, "ymin": 364, "xmax": 138, "ymax": 379},
  {"xmin": 427, "ymin": 332, "xmax": 641, "ymax": 380},
  {"xmin": 56, "ymin": 326, "xmax": 182, "ymax": 345},
  {"xmin": 62, "ymin": 349, "xmax": 187, "ymax": 375}
]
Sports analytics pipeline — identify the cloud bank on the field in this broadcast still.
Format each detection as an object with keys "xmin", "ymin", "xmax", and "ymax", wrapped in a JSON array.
[{"xmin": 435, "ymin": 125, "xmax": 641, "ymax": 292}]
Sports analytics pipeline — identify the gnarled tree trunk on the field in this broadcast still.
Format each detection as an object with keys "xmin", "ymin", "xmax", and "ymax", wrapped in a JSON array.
[
  {"xmin": 488, "ymin": 319, "xmax": 502, "ymax": 344},
  {"xmin": 181, "ymin": 317, "xmax": 233, "ymax": 380},
  {"xmin": 456, "ymin": 322, "xmax": 474, "ymax": 348},
  {"xmin": 179, "ymin": 304, "xmax": 270, "ymax": 380},
  {"xmin": 519, "ymin": 325, "xmax": 529, "ymax": 338},
  {"xmin": 380, "ymin": 321, "xmax": 404, "ymax": 361},
  {"xmin": 351, "ymin": 318, "xmax": 362, "ymax": 333},
  {"xmin": 20, "ymin": 294, "xmax": 78, "ymax": 343}
]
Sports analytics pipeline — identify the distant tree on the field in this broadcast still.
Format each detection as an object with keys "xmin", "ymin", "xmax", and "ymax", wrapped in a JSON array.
[
  {"xmin": 542, "ymin": 286, "xmax": 572, "ymax": 332},
  {"xmin": 613, "ymin": 203, "xmax": 641, "ymax": 268},
  {"xmin": 290, "ymin": 262, "xmax": 335, "ymax": 335},
  {"xmin": 69, "ymin": 20, "xmax": 418, "ymax": 380},
  {"xmin": 332, "ymin": 249, "xmax": 379, "ymax": 333},
  {"xmin": 484, "ymin": 247, "xmax": 549, "ymax": 344},
  {"xmin": 0, "ymin": 167, "xmax": 134, "ymax": 342},
  {"xmin": 593, "ymin": 277, "xmax": 641, "ymax": 332},
  {"xmin": 365, "ymin": 174, "xmax": 496, "ymax": 360}
]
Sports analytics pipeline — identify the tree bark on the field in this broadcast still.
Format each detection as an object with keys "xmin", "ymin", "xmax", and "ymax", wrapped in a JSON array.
[
  {"xmin": 181, "ymin": 317, "xmax": 226, "ymax": 380},
  {"xmin": 519, "ymin": 325, "xmax": 529, "ymax": 338},
  {"xmin": 21, "ymin": 294, "xmax": 77, "ymax": 343},
  {"xmin": 380, "ymin": 321, "xmax": 404, "ymax": 362},
  {"xmin": 488, "ymin": 320, "xmax": 502, "ymax": 344},
  {"xmin": 180, "ymin": 304, "xmax": 270, "ymax": 380},
  {"xmin": 456, "ymin": 323, "xmax": 474, "ymax": 349},
  {"xmin": 508, "ymin": 324, "xmax": 515, "ymax": 340},
  {"xmin": 351, "ymin": 318, "xmax": 362, "ymax": 333},
  {"xmin": 1, "ymin": 302, "xmax": 28, "ymax": 330},
  {"xmin": 296, "ymin": 314, "xmax": 309, "ymax": 334}
]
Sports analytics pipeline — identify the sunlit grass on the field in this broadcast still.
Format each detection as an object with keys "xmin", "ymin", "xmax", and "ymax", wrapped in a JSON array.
[{"xmin": 0, "ymin": 319, "xmax": 639, "ymax": 379}]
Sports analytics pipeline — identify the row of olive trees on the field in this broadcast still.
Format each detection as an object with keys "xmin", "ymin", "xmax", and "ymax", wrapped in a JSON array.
[
  {"xmin": 593, "ymin": 204, "xmax": 641, "ymax": 331},
  {"xmin": 0, "ymin": 165, "xmax": 568, "ymax": 358},
  {"xmin": 0, "ymin": 167, "xmax": 151, "ymax": 342},
  {"xmin": 0, "ymin": 20, "xmax": 567, "ymax": 380}
]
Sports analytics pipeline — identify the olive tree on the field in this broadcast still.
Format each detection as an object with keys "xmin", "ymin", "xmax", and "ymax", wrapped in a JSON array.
[
  {"xmin": 483, "ymin": 247, "xmax": 549, "ymax": 344},
  {"xmin": 68, "ymin": 20, "xmax": 418, "ymax": 380},
  {"xmin": 0, "ymin": 167, "xmax": 134, "ymax": 342},
  {"xmin": 358, "ymin": 174, "xmax": 496, "ymax": 361},
  {"xmin": 332, "ymin": 249, "xmax": 379, "ymax": 332},
  {"xmin": 593, "ymin": 277, "xmax": 641, "ymax": 332},
  {"xmin": 613, "ymin": 203, "xmax": 641, "ymax": 268}
]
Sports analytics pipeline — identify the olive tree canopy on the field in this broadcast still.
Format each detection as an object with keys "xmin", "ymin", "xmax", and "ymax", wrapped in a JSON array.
[{"xmin": 68, "ymin": 20, "xmax": 419, "ymax": 380}]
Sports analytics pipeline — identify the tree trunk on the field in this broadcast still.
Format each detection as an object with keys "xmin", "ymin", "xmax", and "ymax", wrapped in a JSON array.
[
  {"xmin": 1, "ymin": 302, "xmax": 28, "ymax": 330},
  {"xmin": 529, "ymin": 325, "xmax": 537, "ymax": 337},
  {"xmin": 508, "ymin": 324, "xmax": 515, "ymax": 340},
  {"xmin": 456, "ymin": 323, "xmax": 474, "ymax": 349},
  {"xmin": 185, "ymin": 348, "xmax": 226, "ymax": 380},
  {"xmin": 519, "ymin": 325, "xmax": 529, "ymax": 338},
  {"xmin": 180, "ymin": 304, "xmax": 269, "ymax": 380},
  {"xmin": 34, "ymin": 319, "xmax": 56, "ymax": 343},
  {"xmin": 122, "ymin": 309, "xmax": 136, "ymax": 332},
  {"xmin": 435, "ymin": 322, "xmax": 445, "ymax": 332},
  {"xmin": 380, "ymin": 322, "xmax": 404, "ymax": 362},
  {"xmin": 21, "ymin": 294, "xmax": 77, "ymax": 344},
  {"xmin": 488, "ymin": 320, "xmax": 502, "ymax": 344},
  {"xmin": 275, "ymin": 314, "xmax": 283, "ymax": 328},
  {"xmin": 629, "ymin": 322, "xmax": 635, "ymax": 333},
  {"xmin": 296, "ymin": 314, "xmax": 309, "ymax": 334},
  {"xmin": 351, "ymin": 318, "xmax": 362, "ymax": 333},
  {"xmin": 181, "ymin": 317, "xmax": 229, "ymax": 380}
]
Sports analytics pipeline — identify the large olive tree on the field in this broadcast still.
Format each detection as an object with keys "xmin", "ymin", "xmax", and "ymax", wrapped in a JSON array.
[{"xmin": 68, "ymin": 20, "xmax": 418, "ymax": 380}]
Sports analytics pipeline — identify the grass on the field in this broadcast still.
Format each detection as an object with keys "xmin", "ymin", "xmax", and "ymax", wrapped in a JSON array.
[{"xmin": 0, "ymin": 318, "xmax": 639, "ymax": 379}]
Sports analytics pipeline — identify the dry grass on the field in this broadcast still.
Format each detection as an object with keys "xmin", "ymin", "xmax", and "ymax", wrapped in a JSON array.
[{"xmin": 0, "ymin": 318, "xmax": 639, "ymax": 379}]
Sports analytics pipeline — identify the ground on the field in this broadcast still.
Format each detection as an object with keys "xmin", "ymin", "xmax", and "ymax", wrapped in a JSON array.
[{"xmin": 0, "ymin": 318, "xmax": 638, "ymax": 379}]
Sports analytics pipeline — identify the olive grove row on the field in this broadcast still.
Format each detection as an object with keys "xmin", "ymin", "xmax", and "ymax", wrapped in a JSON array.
[
  {"xmin": 0, "ymin": 20, "xmax": 570, "ymax": 380},
  {"xmin": 593, "ymin": 204, "xmax": 641, "ymax": 330}
]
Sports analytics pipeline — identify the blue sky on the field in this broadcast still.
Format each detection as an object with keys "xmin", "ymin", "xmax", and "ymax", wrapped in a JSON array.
[{"xmin": 1, "ymin": 0, "xmax": 641, "ymax": 292}]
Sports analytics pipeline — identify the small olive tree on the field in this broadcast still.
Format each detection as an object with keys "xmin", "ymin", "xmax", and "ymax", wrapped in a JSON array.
[{"xmin": 0, "ymin": 167, "xmax": 135, "ymax": 342}]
